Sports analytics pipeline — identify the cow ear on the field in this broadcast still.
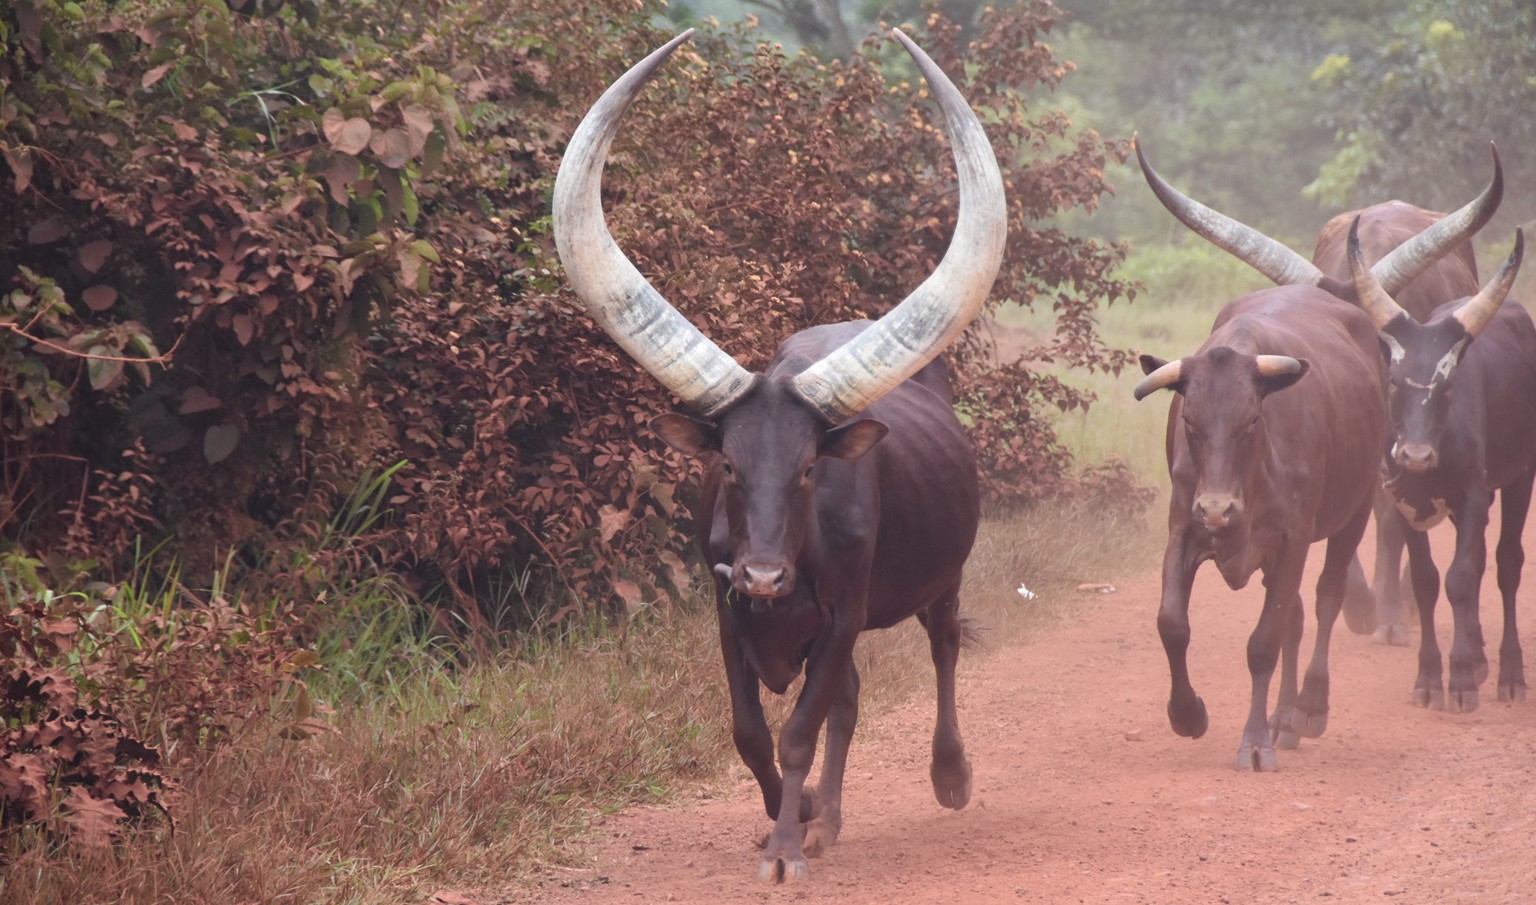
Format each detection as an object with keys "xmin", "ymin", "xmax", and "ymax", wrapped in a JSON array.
[
  {"xmin": 1256, "ymin": 358, "xmax": 1310, "ymax": 398},
  {"xmin": 819, "ymin": 418, "xmax": 889, "ymax": 460},
  {"xmin": 1139, "ymin": 353, "xmax": 1168, "ymax": 375},
  {"xmin": 651, "ymin": 413, "xmax": 721, "ymax": 455}
]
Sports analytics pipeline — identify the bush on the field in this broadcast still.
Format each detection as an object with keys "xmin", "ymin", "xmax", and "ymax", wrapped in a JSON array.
[{"xmin": 0, "ymin": 0, "xmax": 1135, "ymax": 620}]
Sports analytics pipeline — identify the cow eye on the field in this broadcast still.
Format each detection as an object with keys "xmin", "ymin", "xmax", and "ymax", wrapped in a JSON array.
[
  {"xmin": 722, "ymin": 461, "xmax": 735, "ymax": 478},
  {"xmin": 802, "ymin": 464, "xmax": 814, "ymax": 480}
]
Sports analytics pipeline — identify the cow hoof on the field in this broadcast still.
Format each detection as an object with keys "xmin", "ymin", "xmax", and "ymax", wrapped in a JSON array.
[
  {"xmin": 1497, "ymin": 682, "xmax": 1526, "ymax": 703},
  {"xmin": 1234, "ymin": 743, "xmax": 1279, "ymax": 773},
  {"xmin": 1412, "ymin": 684, "xmax": 1445, "ymax": 710},
  {"xmin": 1292, "ymin": 708, "xmax": 1328, "ymax": 739},
  {"xmin": 802, "ymin": 815, "xmax": 840, "ymax": 859},
  {"xmin": 1341, "ymin": 586, "xmax": 1376, "ymax": 635},
  {"xmin": 931, "ymin": 756, "xmax": 972, "ymax": 810},
  {"xmin": 1274, "ymin": 727, "xmax": 1300, "ymax": 750},
  {"xmin": 1473, "ymin": 660, "xmax": 1490, "ymax": 686},
  {"xmin": 1447, "ymin": 688, "xmax": 1480, "ymax": 714},
  {"xmin": 1372, "ymin": 624, "xmax": 1411, "ymax": 647},
  {"xmin": 759, "ymin": 854, "xmax": 809, "ymax": 884},
  {"xmin": 1168, "ymin": 695, "xmax": 1209, "ymax": 739}
]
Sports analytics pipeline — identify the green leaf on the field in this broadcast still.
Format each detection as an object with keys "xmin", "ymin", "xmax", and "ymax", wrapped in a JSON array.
[{"xmin": 87, "ymin": 347, "xmax": 124, "ymax": 391}]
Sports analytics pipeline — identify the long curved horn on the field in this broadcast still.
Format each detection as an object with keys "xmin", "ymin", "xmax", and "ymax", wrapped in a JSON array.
[
  {"xmin": 1373, "ymin": 143, "xmax": 1503, "ymax": 296},
  {"xmin": 1451, "ymin": 228, "xmax": 1524, "ymax": 338},
  {"xmin": 790, "ymin": 29, "xmax": 1007, "ymax": 423},
  {"xmin": 552, "ymin": 31, "xmax": 755, "ymax": 418},
  {"xmin": 1133, "ymin": 358, "xmax": 1184, "ymax": 401},
  {"xmin": 1135, "ymin": 135, "xmax": 1327, "ymax": 288},
  {"xmin": 1347, "ymin": 216, "xmax": 1410, "ymax": 329}
]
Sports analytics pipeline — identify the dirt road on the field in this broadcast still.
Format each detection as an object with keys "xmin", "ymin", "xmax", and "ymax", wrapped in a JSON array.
[{"xmin": 502, "ymin": 517, "xmax": 1536, "ymax": 904}]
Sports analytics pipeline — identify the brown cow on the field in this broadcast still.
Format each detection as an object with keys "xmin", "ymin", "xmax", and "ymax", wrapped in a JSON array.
[
  {"xmin": 1135, "ymin": 287, "xmax": 1387, "ymax": 772},
  {"xmin": 552, "ymin": 30, "xmax": 1005, "ymax": 881},
  {"xmin": 1135, "ymin": 140, "xmax": 1503, "ymax": 646}
]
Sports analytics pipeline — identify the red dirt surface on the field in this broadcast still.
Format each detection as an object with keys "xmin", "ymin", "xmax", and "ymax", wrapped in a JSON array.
[{"xmin": 495, "ymin": 517, "xmax": 1536, "ymax": 904}]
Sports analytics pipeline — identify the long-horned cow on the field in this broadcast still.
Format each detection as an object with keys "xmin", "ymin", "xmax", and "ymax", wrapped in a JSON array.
[
  {"xmin": 1345, "ymin": 222, "xmax": 1532, "ymax": 711},
  {"xmin": 1135, "ymin": 140, "xmax": 1503, "ymax": 646},
  {"xmin": 552, "ymin": 31, "xmax": 1005, "ymax": 881},
  {"xmin": 1134, "ymin": 285, "xmax": 1386, "ymax": 772}
]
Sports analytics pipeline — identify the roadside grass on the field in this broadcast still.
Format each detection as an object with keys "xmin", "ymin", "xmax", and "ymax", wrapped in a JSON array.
[{"xmin": 0, "ymin": 252, "xmax": 1242, "ymax": 904}]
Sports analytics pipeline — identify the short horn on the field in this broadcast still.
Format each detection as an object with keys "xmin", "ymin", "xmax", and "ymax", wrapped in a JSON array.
[
  {"xmin": 1452, "ymin": 228, "xmax": 1523, "ymax": 338},
  {"xmin": 1347, "ymin": 215, "xmax": 1410, "ymax": 329},
  {"xmin": 1372, "ymin": 143, "xmax": 1503, "ymax": 296},
  {"xmin": 1133, "ymin": 358, "xmax": 1184, "ymax": 401},
  {"xmin": 791, "ymin": 29, "xmax": 1007, "ymax": 423},
  {"xmin": 552, "ymin": 31, "xmax": 755, "ymax": 417},
  {"xmin": 1135, "ymin": 134, "xmax": 1326, "ymax": 288},
  {"xmin": 1254, "ymin": 355, "xmax": 1303, "ymax": 378}
]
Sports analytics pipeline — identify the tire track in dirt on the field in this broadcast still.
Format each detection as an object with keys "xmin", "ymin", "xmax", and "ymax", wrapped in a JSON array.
[{"xmin": 498, "ymin": 515, "xmax": 1536, "ymax": 905}]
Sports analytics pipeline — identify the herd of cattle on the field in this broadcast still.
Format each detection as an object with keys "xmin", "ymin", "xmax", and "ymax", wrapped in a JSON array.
[{"xmin": 552, "ymin": 32, "xmax": 1531, "ymax": 882}]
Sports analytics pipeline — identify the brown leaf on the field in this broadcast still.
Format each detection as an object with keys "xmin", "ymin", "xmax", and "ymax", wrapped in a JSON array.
[
  {"xmin": 178, "ymin": 386, "xmax": 223, "ymax": 414},
  {"xmin": 142, "ymin": 63, "xmax": 172, "ymax": 89},
  {"xmin": 3, "ymin": 146, "xmax": 33, "ymax": 193},
  {"xmin": 78, "ymin": 239, "xmax": 113, "ymax": 274},
  {"xmin": 82, "ymin": 285, "xmax": 119, "ymax": 312},
  {"xmin": 402, "ymin": 104, "xmax": 434, "ymax": 156},
  {"xmin": 321, "ymin": 108, "xmax": 346, "ymax": 144},
  {"xmin": 232, "ymin": 313, "xmax": 254, "ymax": 346},
  {"xmin": 324, "ymin": 152, "xmax": 361, "ymax": 205},
  {"xmin": 598, "ymin": 504, "xmax": 629, "ymax": 543},
  {"xmin": 331, "ymin": 117, "xmax": 372, "ymax": 156},
  {"xmin": 613, "ymin": 578, "xmax": 644, "ymax": 614},
  {"xmin": 62, "ymin": 787, "xmax": 126, "ymax": 848},
  {"xmin": 27, "ymin": 218, "xmax": 68, "ymax": 245},
  {"xmin": 369, "ymin": 128, "xmax": 410, "ymax": 169}
]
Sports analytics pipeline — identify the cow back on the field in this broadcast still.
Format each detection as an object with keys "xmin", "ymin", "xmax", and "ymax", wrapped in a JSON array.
[{"xmin": 1313, "ymin": 201, "xmax": 1482, "ymax": 321}]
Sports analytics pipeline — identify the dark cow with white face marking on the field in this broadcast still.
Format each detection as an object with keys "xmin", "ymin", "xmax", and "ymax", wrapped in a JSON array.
[
  {"xmin": 1346, "ymin": 222, "xmax": 1532, "ymax": 711},
  {"xmin": 1135, "ymin": 140, "xmax": 1503, "ymax": 646},
  {"xmin": 1135, "ymin": 285, "xmax": 1386, "ymax": 772},
  {"xmin": 552, "ymin": 30, "xmax": 1004, "ymax": 882}
]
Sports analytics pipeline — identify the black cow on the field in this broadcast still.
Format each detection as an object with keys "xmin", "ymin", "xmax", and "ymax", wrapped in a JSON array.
[
  {"xmin": 551, "ymin": 30, "xmax": 1005, "ymax": 881},
  {"xmin": 1135, "ymin": 288, "xmax": 1387, "ymax": 772},
  {"xmin": 1345, "ymin": 221, "xmax": 1531, "ymax": 711},
  {"xmin": 1135, "ymin": 140, "xmax": 1503, "ymax": 646}
]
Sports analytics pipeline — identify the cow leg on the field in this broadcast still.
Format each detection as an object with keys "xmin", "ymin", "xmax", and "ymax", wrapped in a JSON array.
[
  {"xmin": 1293, "ymin": 500, "xmax": 1373, "ymax": 739},
  {"xmin": 759, "ymin": 616, "xmax": 861, "ymax": 883},
  {"xmin": 803, "ymin": 661, "xmax": 858, "ymax": 859},
  {"xmin": 1494, "ymin": 472, "xmax": 1533, "ymax": 703},
  {"xmin": 1157, "ymin": 530, "xmax": 1208, "ymax": 739},
  {"xmin": 717, "ymin": 602, "xmax": 791, "ymax": 822},
  {"xmin": 1237, "ymin": 552, "xmax": 1305, "ymax": 773},
  {"xmin": 1370, "ymin": 491, "xmax": 1412, "ymax": 646},
  {"xmin": 1402, "ymin": 525, "xmax": 1445, "ymax": 709},
  {"xmin": 1269, "ymin": 590, "xmax": 1305, "ymax": 750},
  {"xmin": 1445, "ymin": 487, "xmax": 1493, "ymax": 713},
  {"xmin": 918, "ymin": 590, "xmax": 971, "ymax": 809}
]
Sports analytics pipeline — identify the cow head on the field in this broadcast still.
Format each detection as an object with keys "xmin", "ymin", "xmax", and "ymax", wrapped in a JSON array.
[
  {"xmin": 551, "ymin": 31, "xmax": 1004, "ymax": 598},
  {"xmin": 1133, "ymin": 135, "xmax": 1502, "ymax": 305},
  {"xmin": 651, "ymin": 380, "xmax": 887, "ymax": 598},
  {"xmin": 1346, "ymin": 217, "xmax": 1525, "ymax": 472},
  {"xmin": 1135, "ymin": 349, "xmax": 1309, "ymax": 542}
]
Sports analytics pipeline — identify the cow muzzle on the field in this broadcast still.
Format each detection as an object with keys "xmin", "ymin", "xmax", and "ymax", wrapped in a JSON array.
[
  {"xmin": 1193, "ymin": 494, "xmax": 1243, "ymax": 532},
  {"xmin": 1394, "ymin": 442, "xmax": 1438, "ymax": 473},
  {"xmin": 736, "ymin": 561, "xmax": 795, "ymax": 599}
]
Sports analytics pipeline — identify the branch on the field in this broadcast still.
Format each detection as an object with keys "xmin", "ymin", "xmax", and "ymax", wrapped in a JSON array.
[{"xmin": 0, "ymin": 322, "xmax": 184, "ymax": 364}]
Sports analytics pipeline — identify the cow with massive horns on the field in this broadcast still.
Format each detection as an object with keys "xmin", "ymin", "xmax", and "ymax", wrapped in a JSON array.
[
  {"xmin": 552, "ymin": 30, "xmax": 1004, "ymax": 881},
  {"xmin": 1134, "ymin": 284, "xmax": 1387, "ymax": 772},
  {"xmin": 1134, "ymin": 140, "xmax": 1504, "ymax": 646},
  {"xmin": 1344, "ymin": 222, "xmax": 1532, "ymax": 711}
]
